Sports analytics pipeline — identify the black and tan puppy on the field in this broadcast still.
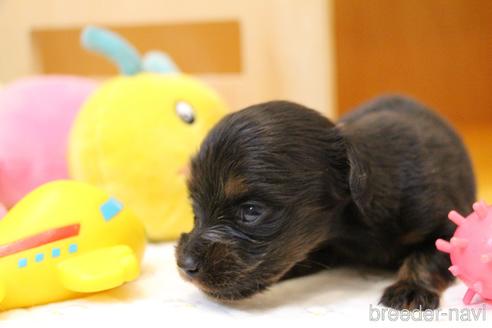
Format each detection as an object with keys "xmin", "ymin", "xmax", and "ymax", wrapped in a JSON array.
[{"xmin": 175, "ymin": 95, "xmax": 476, "ymax": 310}]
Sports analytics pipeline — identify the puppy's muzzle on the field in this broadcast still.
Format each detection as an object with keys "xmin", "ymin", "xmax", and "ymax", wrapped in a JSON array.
[{"xmin": 177, "ymin": 254, "xmax": 201, "ymax": 279}]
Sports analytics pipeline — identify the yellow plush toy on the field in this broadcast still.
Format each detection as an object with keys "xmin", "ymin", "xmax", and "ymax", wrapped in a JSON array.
[
  {"xmin": 0, "ymin": 180, "xmax": 145, "ymax": 311},
  {"xmin": 69, "ymin": 27, "xmax": 228, "ymax": 241}
]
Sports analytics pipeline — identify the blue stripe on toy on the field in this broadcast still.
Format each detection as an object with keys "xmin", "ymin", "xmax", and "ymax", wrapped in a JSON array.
[
  {"xmin": 18, "ymin": 258, "xmax": 27, "ymax": 268},
  {"xmin": 100, "ymin": 198, "xmax": 124, "ymax": 221}
]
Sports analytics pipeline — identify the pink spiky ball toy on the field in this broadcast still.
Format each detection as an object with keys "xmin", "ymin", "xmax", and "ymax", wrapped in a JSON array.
[{"xmin": 436, "ymin": 200, "xmax": 492, "ymax": 305}]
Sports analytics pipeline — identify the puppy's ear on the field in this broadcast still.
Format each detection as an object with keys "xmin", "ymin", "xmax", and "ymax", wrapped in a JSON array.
[
  {"xmin": 345, "ymin": 140, "xmax": 399, "ymax": 223},
  {"xmin": 345, "ymin": 142, "xmax": 371, "ymax": 217}
]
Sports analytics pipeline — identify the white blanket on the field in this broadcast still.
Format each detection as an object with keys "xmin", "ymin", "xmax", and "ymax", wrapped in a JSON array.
[{"xmin": 1, "ymin": 243, "xmax": 490, "ymax": 327}]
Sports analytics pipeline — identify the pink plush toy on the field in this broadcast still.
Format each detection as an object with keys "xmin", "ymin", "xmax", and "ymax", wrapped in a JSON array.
[
  {"xmin": 0, "ymin": 76, "xmax": 97, "ymax": 217},
  {"xmin": 436, "ymin": 200, "xmax": 492, "ymax": 305}
]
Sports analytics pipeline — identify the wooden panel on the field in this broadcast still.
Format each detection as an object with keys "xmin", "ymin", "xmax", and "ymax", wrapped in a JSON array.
[
  {"xmin": 461, "ymin": 123, "xmax": 492, "ymax": 200},
  {"xmin": 32, "ymin": 21, "xmax": 241, "ymax": 75},
  {"xmin": 334, "ymin": 0, "xmax": 492, "ymax": 124}
]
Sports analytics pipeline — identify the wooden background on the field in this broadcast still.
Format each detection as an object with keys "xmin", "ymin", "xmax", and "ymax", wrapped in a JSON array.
[
  {"xmin": 32, "ymin": 21, "xmax": 241, "ymax": 75},
  {"xmin": 334, "ymin": 0, "xmax": 492, "ymax": 199},
  {"xmin": 334, "ymin": 0, "xmax": 492, "ymax": 125},
  {"xmin": 0, "ymin": 0, "xmax": 334, "ymax": 116}
]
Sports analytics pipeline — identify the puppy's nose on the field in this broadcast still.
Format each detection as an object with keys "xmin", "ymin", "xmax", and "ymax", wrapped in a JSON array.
[{"xmin": 179, "ymin": 255, "xmax": 200, "ymax": 278}]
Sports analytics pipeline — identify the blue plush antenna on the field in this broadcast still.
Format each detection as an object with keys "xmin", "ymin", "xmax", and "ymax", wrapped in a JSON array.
[
  {"xmin": 81, "ymin": 26, "xmax": 142, "ymax": 75},
  {"xmin": 142, "ymin": 51, "xmax": 180, "ymax": 74}
]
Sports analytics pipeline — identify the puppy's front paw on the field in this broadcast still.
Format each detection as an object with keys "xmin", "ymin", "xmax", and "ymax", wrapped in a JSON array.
[{"xmin": 379, "ymin": 281, "xmax": 440, "ymax": 310}]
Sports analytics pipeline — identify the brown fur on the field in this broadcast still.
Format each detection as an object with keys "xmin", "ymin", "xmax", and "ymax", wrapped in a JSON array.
[{"xmin": 175, "ymin": 96, "xmax": 475, "ymax": 309}]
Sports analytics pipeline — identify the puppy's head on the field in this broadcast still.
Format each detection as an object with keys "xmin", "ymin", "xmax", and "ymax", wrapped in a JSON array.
[{"xmin": 176, "ymin": 101, "xmax": 349, "ymax": 300}]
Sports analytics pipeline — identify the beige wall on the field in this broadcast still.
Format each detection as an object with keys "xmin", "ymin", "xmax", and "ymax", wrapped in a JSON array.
[{"xmin": 0, "ymin": 0, "xmax": 335, "ymax": 117}]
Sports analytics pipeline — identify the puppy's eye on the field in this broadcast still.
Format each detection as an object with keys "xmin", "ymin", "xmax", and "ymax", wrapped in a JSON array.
[
  {"xmin": 175, "ymin": 101, "xmax": 195, "ymax": 124},
  {"xmin": 239, "ymin": 203, "xmax": 263, "ymax": 224}
]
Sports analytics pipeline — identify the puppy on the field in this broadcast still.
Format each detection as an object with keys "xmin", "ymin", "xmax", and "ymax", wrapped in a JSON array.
[{"xmin": 175, "ymin": 95, "xmax": 476, "ymax": 310}]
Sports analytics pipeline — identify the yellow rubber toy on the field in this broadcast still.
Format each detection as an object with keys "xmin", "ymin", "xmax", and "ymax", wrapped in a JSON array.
[
  {"xmin": 69, "ymin": 27, "xmax": 228, "ymax": 241},
  {"xmin": 0, "ymin": 180, "xmax": 145, "ymax": 311}
]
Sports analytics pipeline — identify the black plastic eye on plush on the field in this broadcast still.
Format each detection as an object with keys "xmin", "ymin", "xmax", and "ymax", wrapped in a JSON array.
[
  {"xmin": 175, "ymin": 101, "xmax": 195, "ymax": 124},
  {"xmin": 239, "ymin": 203, "xmax": 264, "ymax": 223}
]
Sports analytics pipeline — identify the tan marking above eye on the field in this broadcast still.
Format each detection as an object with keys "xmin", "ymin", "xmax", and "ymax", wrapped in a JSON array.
[{"xmin": 224, "ymin": 177, "xmax": 248, "ymax": 197}]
